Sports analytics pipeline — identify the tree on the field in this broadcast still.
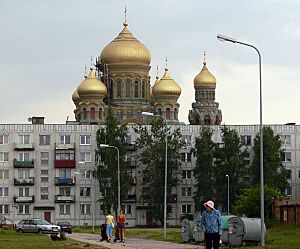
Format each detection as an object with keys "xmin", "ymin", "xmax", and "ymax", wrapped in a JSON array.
[
  {"xmin": 94, "ymin": 107, "xmax": 128, "ymax": 214},
  {"xmin": 214, "ymin": 126, "xmax": 249, "ymax": 212},
  {"xmin": 135, "ymin": 119, "xmax": 183, "ymax": 225},
  {"xmin": 233, "ymin": 184, "xmax": 284, "ymax": 226},
  {"xmin": 193, "ymin": 126, "xmax": 215, "ymax": 212},
  {"xmin": 251, "ymin": 126, "xmax": 289, "ymax": 193}
]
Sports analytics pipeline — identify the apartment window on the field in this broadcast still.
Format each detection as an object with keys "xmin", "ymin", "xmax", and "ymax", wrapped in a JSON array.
[
  {"xmin": 80, "ymin": 135, "xmax": 91, "ymax": 145},
  {"xmin": 287, "ymin": 170, "xmax": 292, "ymax": 179},
  {"xmin": 181, "ymin": 204, "xmax": 192, "ymax": 214},
  {"xmin": 59, "ymin": 169, "xmax": 71, "ymax": 179},
  {"xmin": 56, "ymin": 149, "xmax": 75, "ymax": 160},
  {"xmin": 18, "ymin": 169, "xmax": 30, "ymax": 179},
  {"xmin": 0, "ymin": 187, "xmax": 9, "ymax": 197},
  {"xmin": 181, "ymin": 187, "xmax": 192, "ymax": 197},
  {"xmin": 167, "ymin": 205, "xmax": 172, "ymax": 214},
  {"xmin": 40, "ymin": 152, "xmax": 49, "ymax": 165},
  {"xmin": 181, "ymin": 153, "xmax": 192, "ymax": 162},
  {"xmin": 0, "ymin": 204, "xmax": 9, "ymax": 214},
  {"xmin": 41, "ymin": 170, "xmax": 48, "ymax": 175},
  {"xmin": 39, "ymin": 135, "xmax": 50, "ymax": 145},
  {"xmin": 18, "ymin": 152, "xmax": 30, "ymax": 161},
  {"xmin": 80, "ymin": 152, "xmax": 91, "ymax": 162},
  {"xmin": 80, "ymin": 187, "xmax": 91, "ymax": 197},
  {"xmin": 81, "ymin": 170, "xmax": 91, "ymax": 179},
  {"xmin": 60, "ymin": 135, "xmax": 71, "ymax": 144},
  {"xmin": 40, "ymin": 187, "xmax": 48, "ymax": 193},
  {"xmin": 241, "ymin": 135, "xmax": 251, "ymax": 146},
  {"xmin": 286, "ymin": 185, "xmax": 292, "ymax": 196},
  {"xmin": 182, "ymin": 170, "xmax": 192, "ymax": 180},
  {"xmin": 80, "ymin": 204, "xmax": 91, "ymax": 214},
  {"xmin": 18, "ymin": 204, "xmax": 30, "ymax": 214},
  {"xmin": 182, "ymin": 135, "xmax": 192, "ymax": 146},
  {"xmin": 126, "ymin": 205, "xmax": 131, "ymax": 215},
  {"xmin": 280, "ymin": 135, "xmax": 291, "ymax": 146},
  {"xmin": 19, "ymin": 135, "xmax": 30, "ymax": 144},
  {"xmin": 0, "ymin": 135, "xmax": 9, "ymax": 144},
  {"xmin": 41, "ymin": 177, "xmax": 49, "ymax": 183},
  {"xmin": 0, "ymin": 152, "xmax": 9, "ymax": 162},
  {"xmin": 40, "ymin": 186, "xmax": 49, "ymax": 200},
  {"xmin": 19, "ymin": 188, "xmax": 29, "ymax": 197},
  {"xmin": 282, "ymin": 152, "xmax": 292, "ymax": 162},
  {"xmin": 59, "ymin": 204, "xmax": 71, "ymax": 215},
  {"xmin": 59, "ymin": 187, "xmax": 71, "ymax": 196},
  {"xmin": 0, "ymin": 170, "xmax": 9, "ymax": 179}
]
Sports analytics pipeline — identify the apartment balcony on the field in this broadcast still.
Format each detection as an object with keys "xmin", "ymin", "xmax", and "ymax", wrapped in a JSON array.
[
  {"xmin": 14, "ymin": 143, "xmax": 35, "ymax": 151},
  {"xmin": 14, "ymin": 177, "xmax": 34, "ymax": 186},
  {"xmin": 14, "ymin": 195, "xmax": 35, "ymax": 203},
  {"xmin": 54, "ymin": 160, "xmax": 76, "ymax": 168},
  {"xmin": 55, "ymin": 177, "xmax": 75, "ymax": 186},
  {"xmin": 55, "ymin": 195, "xmax": 75, "ymax": 203},
  {"xmin": 124, "ymin": 194, "xmax": 136, "ymax": 203},
  {"xmin": 14, "ymin": 159, "xmax": 34, "ymax": 168},
  {"xmin": 55, "ymin": 143, "xmax": 75, "ymax": 150}
]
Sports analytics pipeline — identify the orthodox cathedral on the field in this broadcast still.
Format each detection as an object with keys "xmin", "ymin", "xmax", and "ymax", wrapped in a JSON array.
[{"xmin": 71, "ymin": 18, "xmax": 222, "ymax": 125}]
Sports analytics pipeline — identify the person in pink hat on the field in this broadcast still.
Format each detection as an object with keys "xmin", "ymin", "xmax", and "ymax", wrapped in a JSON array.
[{"xmin": 200, "ymin": 200, "xmax": 223, "ymax": 249}]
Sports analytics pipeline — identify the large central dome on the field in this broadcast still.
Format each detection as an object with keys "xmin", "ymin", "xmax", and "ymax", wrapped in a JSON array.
[{"xmin": 100, "ymin": 22, "xmax": 151, "ymax": 65}]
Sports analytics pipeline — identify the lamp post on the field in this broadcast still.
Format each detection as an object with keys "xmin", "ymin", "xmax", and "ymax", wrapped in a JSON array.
[
  {"xmin": 217, "ymin": 34, "xmax": 264, "ymax": 246},
  {"xmin": 141, "ymin": 111, "xmax": 168, "ymax": 240},
  {"xmin": 99, "ymin": 144, "xmax": 120, "ymax": 214},
  {"xmin": 225, "ymin": 174, "xmax": 229, "ymax": 215}
]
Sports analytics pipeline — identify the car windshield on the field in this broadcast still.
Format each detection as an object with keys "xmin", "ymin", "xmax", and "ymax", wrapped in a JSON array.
[
  {"xmin": 58, "ymin": 221, "xmax": 70, "ymax": 225},
  {"xmin": 35, "ymin": 220, "xmax": 50, "ymax": 225}
]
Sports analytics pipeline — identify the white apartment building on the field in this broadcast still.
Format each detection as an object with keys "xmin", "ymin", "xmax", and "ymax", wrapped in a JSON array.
[{"xmin": 0, "ymin": 123, "xmax": 297, "ymax": 227}]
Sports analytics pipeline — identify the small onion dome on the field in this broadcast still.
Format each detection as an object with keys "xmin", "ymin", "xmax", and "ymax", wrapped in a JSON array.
[
  {"xmin": 100, "ymin": 22, "xmax": 151, "ymax": 66},
  {"xmin": 72, "ymin": 89, "xmax": 81, "ymax": 105},
  {"xmin": 77, "ymin": 68, "xmax": 107, "ymax": 98},
  {"xmin": 152, "ymin": 68, "xmax": 181, "ymax": 99},
  {"xmin": 194, "ymin": 62, "xmax": 216, "ymax": 88}
]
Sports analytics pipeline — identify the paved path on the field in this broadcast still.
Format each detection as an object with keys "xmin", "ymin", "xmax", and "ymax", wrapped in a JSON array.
[{"xmin": 67, "ymin": 233, "xmax": 204, "ymax": 249}]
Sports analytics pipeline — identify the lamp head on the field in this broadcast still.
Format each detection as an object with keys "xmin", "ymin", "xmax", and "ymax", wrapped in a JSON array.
[
  {"xmin": 100, "ymin": 144, "xmax": 109, "ymax": 148},
  {"xmin": 226, "ymin": 174, "xmax": 229, "ymax": 177},
  {"xmin": 74, "ymin": 171, "xmax": 80, "ymax": 175},
  {"xmin": 217, "ymin": 34, "xmax": 236, "ymax": 43}
]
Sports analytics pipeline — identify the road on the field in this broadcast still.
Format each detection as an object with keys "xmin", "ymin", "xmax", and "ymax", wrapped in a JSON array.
[{"xmin": 67, "ymin": 233, "xmax": 204, "ymax": 249}]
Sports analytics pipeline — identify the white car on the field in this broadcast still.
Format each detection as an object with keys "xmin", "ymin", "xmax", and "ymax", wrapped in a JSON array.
[{"xmin": 16, "ymin": 218, "xmax": 61, "ymax": 234}]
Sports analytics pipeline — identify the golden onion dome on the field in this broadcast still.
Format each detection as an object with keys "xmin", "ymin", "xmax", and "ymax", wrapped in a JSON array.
[
  {"xmin": 100, "ymin": 22, "xmax": 151, "ymax": 65},
  {"xmin": 77, "ymin": 68, "xmax": 107, "ymax": 98},
  {"xmin": 152, "ymin": 68, "xmax": 181, "ymax": 98},
  {"xmin": 194, "ymin": 61, "xmax": 216, "ymax": 88},
  {"xmin": 72, "ymin": 89, "xmax": 81, "ymax": 104}
]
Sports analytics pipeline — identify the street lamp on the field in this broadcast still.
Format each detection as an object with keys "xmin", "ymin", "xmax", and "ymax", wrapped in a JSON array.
[
  {"xmin": 99, "ymin": 144, "xmax": 120, "ymax": 214},
  {"xmin": 217, "ymin": 34, "xmax": 264, "ymax": 246},
  {"xmin": 225, "ymin": 174, "xmax": 229, "ymax": 215},
  {"xmin": 141, "ymin": 111, "xmax": 168, "ymax": 240}
]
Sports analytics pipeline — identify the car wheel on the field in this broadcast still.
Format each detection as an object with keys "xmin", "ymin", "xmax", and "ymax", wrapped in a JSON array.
[
  {"xmin": 38, "ymin": 229, "xmax": 43, "ymax": 234},
  {"xmin": 17, "ymin": 229, "xmax": 23, "ymax": 233}
]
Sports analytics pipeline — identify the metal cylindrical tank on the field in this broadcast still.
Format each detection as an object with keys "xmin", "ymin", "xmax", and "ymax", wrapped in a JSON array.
[
  {"xmin": 193, "ymin": 222, "xmax": 204, "ymax": 242},
  {"xmin": 181, "ymin": 219, "xmax": 194, "ymax": 242},
  {"xmin": 221, "ymin": 215, "xmax": 237, "ymax": 244},
  {"xmin": 228, "ymin": 217, "xmax": 266, "ymax": 246}
]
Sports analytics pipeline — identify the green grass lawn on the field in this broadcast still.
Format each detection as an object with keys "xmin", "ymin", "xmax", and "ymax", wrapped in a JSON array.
[{"xmin": 0, "ymin": 229, "xmax": 106, "ymax": 249}]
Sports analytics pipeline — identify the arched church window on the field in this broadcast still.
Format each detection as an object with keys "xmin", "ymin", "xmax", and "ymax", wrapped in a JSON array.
[
  {"xmin": 166, "ymin": 108, "xmax": 171, "ymax": 119},
  {"xmin": 134, "ymin": 80, "xmax": 139, "ymax": 98},
  {"xmin": 77, "ymin": 114, "xmax": 81, "ymax": 122},
  {"xmin": 109, "ymin": 79, "xmax": 113, "ymax": 99},
  {"xmin": 126, "ymin": 79, "xmax": 131, "ymax": 98},
  {"xmin": 117, "ymin": 80, "xmax": 122, "ymax": 98},
  {"xmin": 174, "ymin": 108, "xmax": 178, "ymax": 120},
  {"xmin": 99, "ymin": 108, "xmax": 103, "ymax": 120},
  {"xmin": 142, "ymin": 81, "xmax": 145, "ymax": 98},
  {"xmin": 90, "ymin": 107, "xmax": 95, "ymax": 120},
  {"xmin": 204, "ymin": 115, "xmax": 211, "ymax": 125},
  {"xmin": 83, "ymin": 108, "xmax": 87, "ymax": 120}
]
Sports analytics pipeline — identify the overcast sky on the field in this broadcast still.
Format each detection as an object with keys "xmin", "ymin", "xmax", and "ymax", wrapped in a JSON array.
[{"xmin": 1, "ymin": 0, "xmax": 300, "ymax": 125}]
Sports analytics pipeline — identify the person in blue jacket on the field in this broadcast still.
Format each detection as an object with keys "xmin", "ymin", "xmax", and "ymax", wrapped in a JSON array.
[{"xmin": 200, "ymin": 200, "xmax": 223, "ymax": 249}]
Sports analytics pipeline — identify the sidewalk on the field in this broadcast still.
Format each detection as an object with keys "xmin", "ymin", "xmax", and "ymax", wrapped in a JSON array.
[{"xmin": 67, "ymin": 233, "xmax": 204, "ymax": 249}]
